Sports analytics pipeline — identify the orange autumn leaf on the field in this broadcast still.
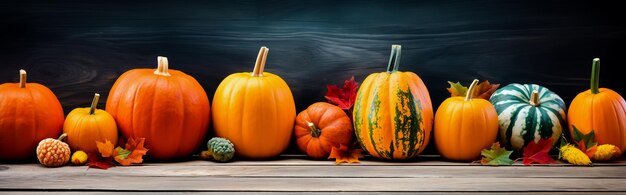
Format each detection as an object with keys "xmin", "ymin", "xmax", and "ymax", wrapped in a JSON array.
[
  {"xmin": 114, "ymin": 137, "xmax": 148, "ymax": 166},
  {"xmin": 447, "ymin": 80, "xmax": 499, "ymax": 99},
  {"xmin": 472, "ymin": 80, "xmax": 500, "ymax": 99},
  {"xmin": 96, "ymin": 139, "xmax": 115, "ymax": 158},
  {"xmin": 90, "ymin": 139, "xmax": 117, "ymax": 169},
  {"xmin": 328, "ymin": 144, "xmax": 363, "ymax": 164},
  {"xmin": 447, "ymin": 81, "xmax": 468, "ymax": 97}
]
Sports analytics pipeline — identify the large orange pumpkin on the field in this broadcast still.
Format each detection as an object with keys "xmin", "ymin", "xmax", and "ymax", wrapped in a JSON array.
[
  {"xmin": 0, "ymin": 70, "xmax": 65, "ymax": 161},
  {"xmin": 434, "ymin": 79, "xmax": 499, "ymax": 161},
  {"xmin": 294, "ymin": 102, "xmax": 353, "ymax": 159},
  {"xmin": 568, "ymin": 58, "xmax": 626, "ymax": 151},
  {"xmin": 353, "ymin": 45, "xmax": 433, "ymax": 160},
  {"xmin": 106, "ymin": 56, "xmax": 211, "ymax": 160},
  {"xmin": 212, "ymin": 47, "xmax": 296, "ymax": 159},
  {"xmin": 64, "ymin": 93, "xmax": 118, "ymax": 153}
]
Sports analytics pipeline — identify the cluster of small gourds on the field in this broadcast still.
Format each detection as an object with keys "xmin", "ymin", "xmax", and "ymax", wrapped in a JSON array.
[{"xmin": 0, "ymin": 45, "xmax": 624, "ymax": 166}]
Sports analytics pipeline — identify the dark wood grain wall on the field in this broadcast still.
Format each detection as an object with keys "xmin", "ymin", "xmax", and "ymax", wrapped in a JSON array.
[{"xmin": 1, "ymin": 0, "xmax": 625, "ymax": 154}]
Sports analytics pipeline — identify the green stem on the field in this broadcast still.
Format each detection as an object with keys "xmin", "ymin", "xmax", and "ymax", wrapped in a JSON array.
[
  {"xmin": 251, "ymin": 46, "xmax": 269, "ymax": 77},
  {"xmin": 19, "ymin": 69, "xmax": 26, "ymax": 88},
  {"xmin": 89, "ymin": 93, "xmax": 100, "ymax": 115},
  {"xmin": 307, "ymin": 122, "xmax": 321, "ymax": 138},
  {"xmin": 465, "ymin": 79, "xmax": 479, "ymax": 101},
  {"xmin": 386, "ymin": 45, "xmax": 402, "ymax": 72},
  {"xmin": 591, "ymin": 58, "xmax": 600, "ymax": 94},
  {"xmin": 154, "ymin": 56, "xmax": 171, "ymax": 76}
]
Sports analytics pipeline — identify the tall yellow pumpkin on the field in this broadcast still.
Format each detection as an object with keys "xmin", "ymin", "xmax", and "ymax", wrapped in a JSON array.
[
  {"xmin": 353, "ymin": 45, "xmax": 433, "ymax": 160},
  {"xmin": 212, "ymin": 47, "xmax": 296, "ymax": 159}
]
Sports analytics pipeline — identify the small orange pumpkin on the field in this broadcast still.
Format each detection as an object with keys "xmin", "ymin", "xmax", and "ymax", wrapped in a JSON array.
[
  {"xmin": 0, "ymin": 70, "xmax": 65, "ymax": 161},
  {"xmin": 64, "ymin": 93, "xmax": 118, "ymax": 153},
  {"xmin": 434, "ymin": 79, "xmax": 499, "ymax": 161},
  {"xmin": 568, "ymin": 58, "xmax": 626, "ymax": 151},
  {"xmin": 294, "ymin": 102, "xmax": 353, "ymax": 159},
  {"xmin": 106, "ymin": 56, "xmax": 211, "ymax": 160},
  {"xmin": 212, "ymin": 47, "xmax": 296, "ymax": 159}
]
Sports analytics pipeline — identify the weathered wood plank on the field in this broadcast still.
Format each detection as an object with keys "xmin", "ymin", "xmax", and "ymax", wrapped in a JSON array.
[
  {"xmin": 135, "ymin": 155, "xmax": 626, "ymax": 166},
  {"xmin": 1, "ymin": 158, "xmax": 626, "ymax": 192},
  {"xmin": 1, "ymin": 177, "xmax": 625, "ymax": 192},
  {"xmin": 4, "ymin": 193, "xmax": 626, "ymax": 195},
  {"xmin": 2, "ymin": 164, "xmax": 626, "ymax": 179},
  {"xmin": 3, "ymin": 193, "xmax": 626, "ymax": 195}
]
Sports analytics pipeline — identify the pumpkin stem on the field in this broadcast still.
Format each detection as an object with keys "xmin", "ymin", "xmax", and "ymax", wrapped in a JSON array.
[
  {"xmin": 251, "ymin": 46, "xmax": 269, "ymax": 77},
  {"xmin": 154, "ymin": 56, "xmax": 171, "ymax": 76},
  {"xmin": 307, "ymin": 121, "xmax": 321, "ymax": 138},
  {"xmin": 386, "ymin": 45, "xmax": 402, "ymax": 72},
  {"xmin": 58, "ymin": 133, "xmax": 67, "ymax": 142},
  {"xmin": 465, "ymin": 79, "xmax": 479, "ymax": 101},
  {"xmin": 19, "ymin": 69, "xmax": 26, "ymax": 88},
  {"xmin": 89, "ymin": 93, "xmax": 100, "ymax": 115},
  {"xmin": 590, "ymin": 58, "xmax": 600, "ymax": 94},
  {"xmin": 529, "ymin": 90, "xmax": 540, "ymax": 106}
]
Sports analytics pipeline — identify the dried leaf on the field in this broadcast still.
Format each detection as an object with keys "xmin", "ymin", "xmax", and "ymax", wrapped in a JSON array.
[
  {"xmin": 522, "ymin": 138, "xmax": 557, "ymax": 165},
  {"xmin": 472, "ymin": 80, "xmax": 500, "ymax": 99},
  {"xmin": 89, "ymin": 140, "xmax": 117, "ymax": 169},
  {"xmin": 328, "ymin": 144, "xmax": 363, "ymax": 164},
  {"xmin": 446, "ymin": 80, "xmax": 499, "ymax": 99},
  {"xmin": 325, "ymin": 76, "xmax": 359, "ymax": 110},
  {"xmin": 480, "ymin": 142, "xmax": 514, "ymax": 166},
  {"xmin": 87, "ymin": 152, "xmax": 114, "ymax": 170},
  {"xmin": 96, "ymin": 139, "xmax": 115, "ymax": 158},
  {"xmin": 572, "ymin": 126, "xmax": 598, "ymax": 158},
  {"xmin": 447, "ymin": 81, "xmax": 468, "ymax": 97},
  {"xmin": 114, "ymin": 137, "xmax": 148, "ymax": 166}
]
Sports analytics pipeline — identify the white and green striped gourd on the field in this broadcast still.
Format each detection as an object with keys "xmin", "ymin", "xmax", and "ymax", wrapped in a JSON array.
[{"xmin": 489, "ymin": 84, "xmax": 566, "ymax": 151}]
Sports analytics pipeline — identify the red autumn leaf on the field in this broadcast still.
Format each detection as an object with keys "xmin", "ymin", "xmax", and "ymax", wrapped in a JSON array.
[
  {"xmin": 325, "ymin": 76, "xmax": 359, "ymax": 110},
  {"xmin": 88, "ymin": 139, "xmax": 117, "ymax": 169},
  {"xmin": 572, "ymin": 126, "xmax": 599, "ymax": 158},
  {"xmin": 522, "ymin": 138, "xmax": 557, "ymax": 165},
  {"xmin": 87, "ymin": 152, "xmax": 114, "ymax": 170},
  {"xmin": 328, "ymin": 144, "xmax": 363, "ymax": 164},
  {"xmin": 114, "ymin": 137, "xmax": 149, "ymax": 166},
  {"xmin": 577, "ymin": 140, "xmax": 598, "ymax": 158}
]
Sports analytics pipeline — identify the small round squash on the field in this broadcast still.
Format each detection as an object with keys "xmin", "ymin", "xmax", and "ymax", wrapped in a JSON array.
[
  {"xmin": 434, "ymin": 79, "xmax": 499, "ymax": 161},
  {"xmin": 294, "ymin": 102, "xmax": 353, "ymax": 159},
  {"xmin": 489, "ymin": 84, "xmax": 566, "ymax": 151},
  {"xmin": 64, "ymin": 93, "xmax": 118, "ymax": 153},
  {"xmin": 36, "ymin": 133, "xmax": 71, "ymax": 167}
]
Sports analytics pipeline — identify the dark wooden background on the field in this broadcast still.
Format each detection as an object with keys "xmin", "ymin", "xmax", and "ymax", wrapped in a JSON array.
[{"xmin": 1, "ymin": 0, "xmax": 625, "ymax": 155}]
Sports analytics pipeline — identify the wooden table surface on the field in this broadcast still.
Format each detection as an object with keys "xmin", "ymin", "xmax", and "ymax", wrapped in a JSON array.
[{"xmin": 1, "ymin": 155, "xmax": 625, "ymax": 194}]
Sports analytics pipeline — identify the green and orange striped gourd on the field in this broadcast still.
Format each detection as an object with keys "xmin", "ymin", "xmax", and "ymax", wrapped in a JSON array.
[{"xmin": 353, "ymin": 45, "xmax": 433, "ymax": 160}]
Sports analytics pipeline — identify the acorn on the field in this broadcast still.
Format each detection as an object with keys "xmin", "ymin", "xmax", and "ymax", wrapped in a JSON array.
[{"xmin": 36, "ymin": 133, "xmax": 71, "ymax": 167}]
